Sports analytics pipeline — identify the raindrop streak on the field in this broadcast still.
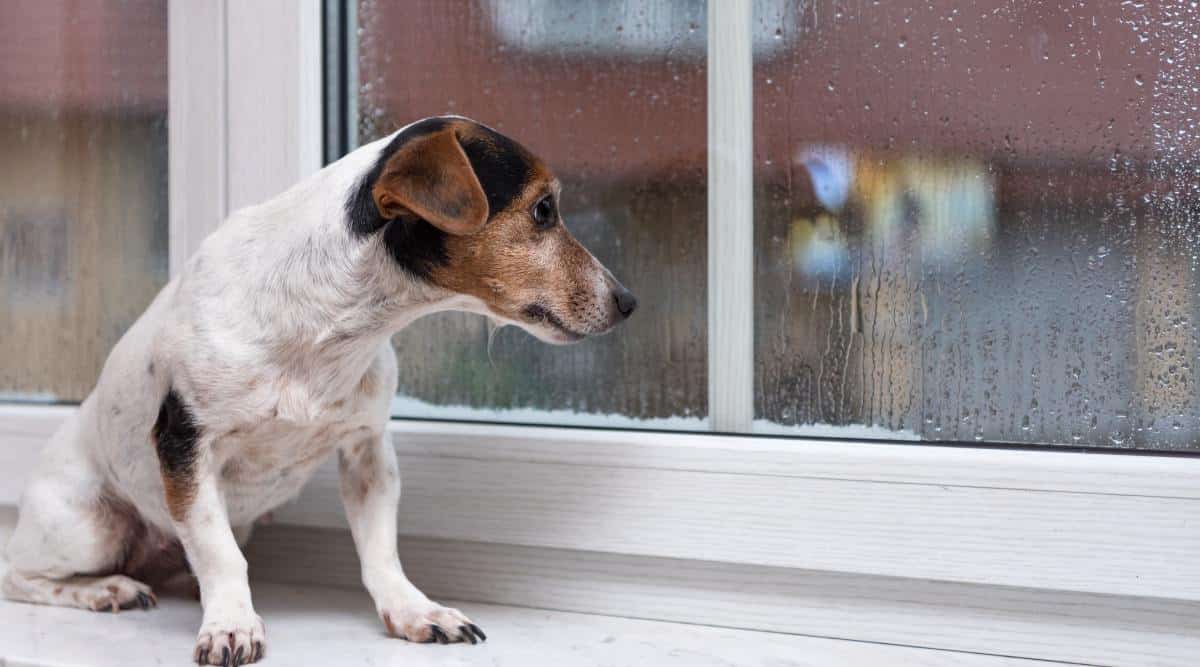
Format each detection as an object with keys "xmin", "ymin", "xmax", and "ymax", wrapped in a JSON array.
[{"xmin": 753, "ymin": 0, "xmax": 1200, "ymax": 451}]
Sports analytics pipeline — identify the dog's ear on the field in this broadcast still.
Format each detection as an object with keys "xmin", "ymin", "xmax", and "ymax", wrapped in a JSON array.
[{"xmin": 372, "ymin": 128, "xmax": 489, "ymax": 236}]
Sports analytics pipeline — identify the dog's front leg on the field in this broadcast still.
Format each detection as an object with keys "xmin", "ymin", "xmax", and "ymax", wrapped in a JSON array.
[
  {"xmin": 338, "ymin": 435, "xmax": 485, "ymax": 645},
  {"xmin": 175, "ymin": 471, "xmax": 265, "ymax": 664}
]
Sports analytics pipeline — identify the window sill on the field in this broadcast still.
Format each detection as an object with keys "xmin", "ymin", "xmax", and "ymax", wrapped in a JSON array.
[
  {"xmin": 0, "ymin": 590, "xmax": 1068, "ymax": 667},
  {"xmin": 3, "ymin": 405, "xmax": 1200, "ymax": 665},
  {"xmin": 0, "ymin": 510, "xmax": 1071, "ymax": 667}
]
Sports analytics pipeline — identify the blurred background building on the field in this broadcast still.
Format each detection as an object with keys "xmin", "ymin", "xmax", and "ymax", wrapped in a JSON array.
[
  {"xmin": 359, "ymin": 1, "xmax": 1200, "ymax": 449},
  {"xmin": 0, "ymin": 0, "xmax": 168, "ymax": 401}
]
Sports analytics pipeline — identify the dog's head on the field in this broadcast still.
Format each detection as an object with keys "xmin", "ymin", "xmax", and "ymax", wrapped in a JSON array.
[{"xmin": 349, "ymin": 116, "xmax": 636, "ymax": 344}]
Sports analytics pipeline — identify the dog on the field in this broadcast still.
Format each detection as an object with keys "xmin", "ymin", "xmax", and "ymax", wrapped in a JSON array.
[{"xmin": 2, "ymin": 116, "xmax": 637, "ymax": 664}]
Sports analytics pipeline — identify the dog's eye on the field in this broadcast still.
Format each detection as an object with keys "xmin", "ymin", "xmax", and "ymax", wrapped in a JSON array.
[{"xmin": 531, "ymin": 196, "xmax": 556, "ymax": 229}]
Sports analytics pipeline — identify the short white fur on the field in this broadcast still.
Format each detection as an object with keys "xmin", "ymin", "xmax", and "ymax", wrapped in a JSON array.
[{"xmin": 0, "ymin": 118, "xmax": 538, "ymax": 662}]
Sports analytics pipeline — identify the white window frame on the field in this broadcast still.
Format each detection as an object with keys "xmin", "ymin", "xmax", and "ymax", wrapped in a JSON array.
[{"xmin": 3, "ymin": 1, "xmax": 1200, "ymax": 663}]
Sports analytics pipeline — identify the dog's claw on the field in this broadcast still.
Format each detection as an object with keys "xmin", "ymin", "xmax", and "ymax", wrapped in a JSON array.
[{"xmin": 380, "ymin": 602, "xmax": 478, "ymax": 644}]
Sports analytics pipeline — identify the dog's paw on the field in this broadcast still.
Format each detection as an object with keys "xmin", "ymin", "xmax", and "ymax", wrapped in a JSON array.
[
  {"xmin": 193, "ymin": 612, "xmax": 266, "ymax": 665},
  {"xmin": 380, "ymin": 601, "xmax": 486, "ymax": 644},
  {"xmin": 82, "ymin": 575, "xmax": 157, "ymax": 613}
]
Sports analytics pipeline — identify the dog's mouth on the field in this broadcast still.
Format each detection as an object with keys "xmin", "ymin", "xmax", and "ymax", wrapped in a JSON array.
[{"xmin": 521, "ymin": 304, "xmax": 586, "ymax": 343}]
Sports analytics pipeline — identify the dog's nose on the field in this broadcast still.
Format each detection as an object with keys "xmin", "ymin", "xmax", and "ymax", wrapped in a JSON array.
[{"xmin": 613, "ymin": 287, "xmax": 638, "ymax": 319}]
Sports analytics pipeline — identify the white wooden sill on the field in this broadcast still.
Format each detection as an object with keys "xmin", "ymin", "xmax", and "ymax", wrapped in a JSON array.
[
  {"xmin": 1, "ymin": 594, "xmax": 1065, "ymax": 667},
  {"xmin": 0, "ymin": 508, "xmax": 1075, "ymax": 667},
  {"xmin": 2, "ymin": 405, "xmax": 1200, "ymax": 666}
]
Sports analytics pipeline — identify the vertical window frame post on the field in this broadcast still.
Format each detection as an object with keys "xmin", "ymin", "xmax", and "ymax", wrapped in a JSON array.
[{"xmin": 707, "ymin": 0, "xmax": 755, "ymax": 433}]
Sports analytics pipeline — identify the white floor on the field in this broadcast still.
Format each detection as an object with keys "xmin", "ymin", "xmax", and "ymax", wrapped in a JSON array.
[
  {"xmin": 0, "ymin": 510, "xmax": 1072, "ymax": 667},
  {"xmin": 0, "ymin": 583, "xmax": 1078, "ymax": 667}
]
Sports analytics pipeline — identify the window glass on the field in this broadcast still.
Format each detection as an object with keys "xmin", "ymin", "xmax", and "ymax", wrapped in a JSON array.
[
  {"xmin": 356, "ymin": 0, "xmax": 707, "ymax": 428},
  {"xmin": 755, "ymin": 1, "xmax": 1200, "ymax": 449},
  {"xmin": 0, "ymin": 0, "xmax": 168, "ymax": 402}
]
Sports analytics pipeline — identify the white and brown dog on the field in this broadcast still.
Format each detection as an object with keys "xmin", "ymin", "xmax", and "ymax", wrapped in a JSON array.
[{"xmin": 2, "ymin": 116, "xmax": 636, "ymax": 664}]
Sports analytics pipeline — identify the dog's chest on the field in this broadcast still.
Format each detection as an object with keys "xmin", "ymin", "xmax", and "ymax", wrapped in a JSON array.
[{"xmin": 214, "ymin": 414, "xmax": 374, "ymax": 525}]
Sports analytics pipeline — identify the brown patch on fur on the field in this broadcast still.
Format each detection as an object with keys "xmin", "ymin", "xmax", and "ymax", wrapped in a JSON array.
[
  {"xmin": 98, "ymin": 491, "xmax": 189, "ymax": 587},
  {"xmin": 160, "ymin": 476, "xmax": 195, "ymax": 523},
  {"xmin": 373, "ymin": 126, "xmax": 489, "ymax": 236},
  {"xmin": 337, "ymin": 439, "xmax": 381, "ymax": 506},
  {"xmin": 358, "ymin": 367, "xmax": 379, "ymax": 396},
  {"xmin": 164, "ymin": 486, "xmax": 198, "ymax": 522},
  {"xmin": 152, "ymin": 390, "xmax": 201, "ymax": 523},
  {"xmin": 398, "ymin": 121, "xmax": 616, "ymax": 335},
  {"xmin": 221, "ymin": 457, "xmax": 245, "ymax": 478},
  {"xmin": 428, "ymin": 177, "xmax": 607, "ymax": 336}
]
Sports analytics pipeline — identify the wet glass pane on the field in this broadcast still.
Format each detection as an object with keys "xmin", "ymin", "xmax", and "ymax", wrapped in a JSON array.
[
  {"xmin": 755, "ymin": 1, "xmax": 1200, "ymax": 449},
  {"xmin": 356, "ymin": 0, "xmax": 707, "ymax": 428},
  {"xmin": 0, "ymin": 0, "xmax": 169, "ymax": 403}
]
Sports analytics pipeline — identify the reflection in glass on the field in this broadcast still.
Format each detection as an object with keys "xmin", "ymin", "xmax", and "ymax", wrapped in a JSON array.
[
  {"xmin": 356, "ymin": 0, "xmax": 707, "ymax": 427},
  {"xmin": 0, "ymin": 0, "xmax": 168, "ymax": 402},
  {"xmin": 755, "ymin": 1, "xmax": 1200, "ymax": 449}
]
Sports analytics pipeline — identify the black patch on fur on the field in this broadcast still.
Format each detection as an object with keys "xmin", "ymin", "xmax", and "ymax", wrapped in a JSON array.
[
  {"xmin": 346, "ymin": 118, "xmax": 451, "ymax": 237},
  {"xmin": 345, "ymin": 118, "xmax": 453, "ymax": 281},
  {"xmin": 152, "ymin": 389, "xmax": 199, "ymax": 484},
  {"xmin": 381, "ymin": 214, "xmax": 450, "ymax": 279},
  {"xmin": 344, "ymin": 117, "xmax": 537, "ymax": 280},
  {"xmin": 459, "ymin": 128, "xmax": 536, "ymax": 216}
]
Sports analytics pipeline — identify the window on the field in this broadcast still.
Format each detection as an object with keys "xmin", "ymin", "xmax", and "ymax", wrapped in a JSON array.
[
  {"xmin": 349, "ymin": 0, "xmax": 708, "ymax": 428},
  {"xmin": 754, "ymin": 2, "xmax": 1200, "ymax": 450},
  {"xmin": 0, "ymin": 4, "xmax": 1196, "ymax": 664},
  {"xmin": 341, "ymin": 1, "xmax": 1200, "ymax": 451},
  {"xmin": 0, "ymin": 0, "xmax": 169, "ymax": 403}
]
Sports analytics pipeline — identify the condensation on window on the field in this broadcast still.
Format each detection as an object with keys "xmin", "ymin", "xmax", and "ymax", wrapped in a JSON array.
[
  {"xmin": 0, "ymin": 0, "xmax": 169, "ymax": 402},
  {"xmin": 356, "ymin": 0, "xmax": 707, "ymax": 427},
  {"xmin": 755, "ymin": 1, "xmax": 1200, "ymax": 449}
]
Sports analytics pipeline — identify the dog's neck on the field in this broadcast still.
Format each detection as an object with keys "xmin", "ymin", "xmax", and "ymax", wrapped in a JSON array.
[{"xmin": 196, "ymin": 130, "xmax": 473, "ymax": 409}]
